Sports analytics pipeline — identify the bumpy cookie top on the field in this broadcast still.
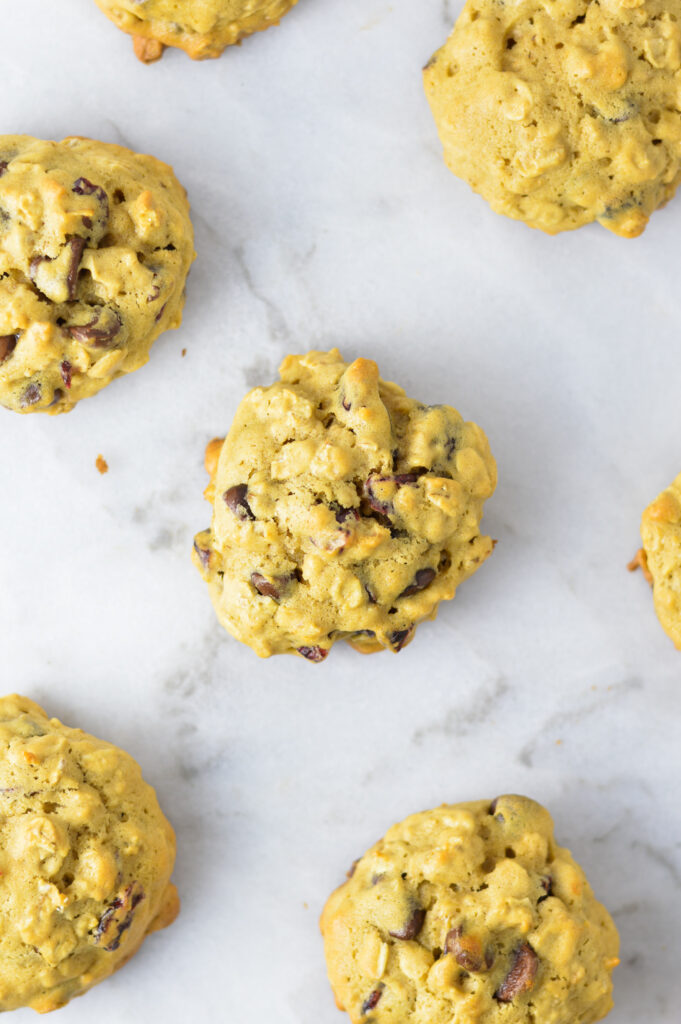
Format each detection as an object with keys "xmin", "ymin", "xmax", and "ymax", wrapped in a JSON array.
[
  {"xmin": 424, "ymin": 0, "xmax": 681, "ymax": 236},
  {"xmin": 321, "ymin": 796, "xmax": 619, "ymax": 1024},
  {"xmin": 0, "ymin": 695, "xmax": 178, "ymax": 1012},
  {"xmin": 0, "ymin": 135, "xmax": 193, "ymax": 414},
  {"xmin": 94, "ymin": 0, "xmax": 299, "ymax": 61},
  {"xmin": 640, "ymin": 472, "xmax": 681, "ymax": 648},
  {"xmin": 193, "ymin": 349, "xmax": 496, "ymax": 661}
]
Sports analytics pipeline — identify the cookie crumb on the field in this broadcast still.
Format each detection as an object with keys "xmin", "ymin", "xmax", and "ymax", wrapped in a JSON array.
[
  {"xmin": 96, "ymin": 455, "xmax": 109, "ymax": 475},
  {"xmin": 133, "ymin": 34, "xmax": 165, "ymax": 63},
  {"xmin": 181, "ymin": 348, "xmax": 187, "ymax": 357},
  {"xmin": 627, "ymin": 548, "xmax": 652, "ymax": 585}
]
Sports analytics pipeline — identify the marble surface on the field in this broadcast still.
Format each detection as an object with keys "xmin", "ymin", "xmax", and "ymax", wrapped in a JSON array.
[{"xmin": 2, "ymin": 0, "xmax": 681, "ymax": 1020}]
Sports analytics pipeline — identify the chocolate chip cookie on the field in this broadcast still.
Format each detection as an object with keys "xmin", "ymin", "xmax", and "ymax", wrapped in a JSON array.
[
  {"xmin": 635, "ymin": 471, "xmax": 681, "ymax": 648},
  {"xmin": 193, "ymin": 349, "xmax": 497, "ymax": 661},
  {"xmin": 94, "ymin": 0, "xmax": 299, "ymax": 62},
  {"xmin": 424, "ymin": 0, "xmax": 681, "ymax": 236},
  {"xmin": 0, "ymin": 135, "xmax": 194, "ymax": 414},
  {"xmin": 0, "ymin": 694, "xmax": 178, "ymax": 1012},
  {"xmin": 321, "ymin": 796, "xmax": 619, "ymax": 1024}
]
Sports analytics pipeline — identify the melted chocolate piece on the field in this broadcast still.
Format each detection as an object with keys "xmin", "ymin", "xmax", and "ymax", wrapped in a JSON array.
[
  {"xmin": 361, "ymin": 988, "xmax": 383, "ymax": 1015},
  {"xmin": 399, "ymin": 567, "xmax": 436, "ymax": 598},
  {"xmin": 223, "ymin": 484, "xmax": 255, "ymax": 521},
  {"xmin": 68, "ymin": 310, "xmax": 122, "ymax": 348},
  {"xmin": 0, "ymin": 161, "xmax": 8, "ymax": 177},
  {"xmin": 389, "ymin": 906, "xmax": 426, "ymax": 941},
  {"xmin": 364, "ymin": 473, "xmax": 419, "ymax": 516},
  {"xmin": 495, "ymin": 943, "xmax": 539, "ymax": 1003},
  {"xmin": 94, "ymin": 881, "xmax": 145, "ymax": 952},
  {"xmin": 66, "ymin": 237, "xmax": 86, "ymax": 300},
  {"xmin": 72, "ymin": 177, "xmax": 109, "ymax": 222},
  {"xmin": 251, "ymin": 572, "xmax": 287, "ymax": 600},
  {"xmin": 20, "ymin": 383, "xmax": 42, "ymax": 407},
  {"xmin": 193, "ymin": 539, "xmax": 212, "ymax": 570},
  {"xmin": 0, "ymin": 335, "xmax": 17, "ymax": 363},
  {"xmin": 445, "ymin": 926, "xmax": 488, "ymax": 972},
  {"xmin": 389, "ymin": 627, "xmax": 413, "ymax": 652},
  {"xmin": 60, "ymin": 360, "xmax": 73, "ymax": 389}
]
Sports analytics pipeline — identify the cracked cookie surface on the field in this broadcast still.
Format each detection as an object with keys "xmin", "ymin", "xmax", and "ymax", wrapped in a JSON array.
[
  {"xmin": 0, "ymin": 135, "xmax": 194, "ymax": 414},
  {"xmin": 640, "ymin": 471, "xmax": 681, "ymax": 648},
  {"xmin": 0, "ymin": 694, "xmax": 178, "ymax": 1012},
  {"xmin": 193, "ymin": 349, "xmax": 496, "ymax": 661},
  {"xmin": 424, "ymin": 0, "xmax": 681, "ymax": 236},
  {"xmin": 94, "ymin": 0, "xmax": 299, "ymax": 61},
  {"xmin": 321, "ymin": 796, "xmax": 619, "ymax": 1024}
]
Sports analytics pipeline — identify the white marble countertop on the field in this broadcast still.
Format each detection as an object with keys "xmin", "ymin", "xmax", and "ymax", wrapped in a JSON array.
[{"xmin": 2, "ymin": 0, "xmax": 681, "ymax": 1020}]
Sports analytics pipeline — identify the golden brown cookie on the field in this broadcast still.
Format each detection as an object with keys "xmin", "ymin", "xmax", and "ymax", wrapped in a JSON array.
[
  {"xmin": 0, "ymin": 694, "xmax": 178, "ymax": 1012},
  {"xmin": 193, "ymin": 349, "xmax": 497, "ymax": 661},
  {"xmin": 321, "ymin": 796, "xmax": 619, "ymax": 1024},
  {"xmin": 424, "ymin": 0, "xmax": 681, "ymax": 236},
  {"xmin": 639, "ymin": 471, "xmax": 681, "ymax": 648},
  {"xmin": 94, "ymin": 0, "xmax": 299, "ymax": 62},
  {"xmin": 0, "ymin": 135, "xmax": 194, "ymax": 414}
]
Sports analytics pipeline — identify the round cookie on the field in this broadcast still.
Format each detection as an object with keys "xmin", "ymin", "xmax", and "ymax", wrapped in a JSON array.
[
  {"xmin": 0, "ymin": 694, "xmax": 178, "ymax": 1012},
  {"xmin": 321, "ymin": 795, "xmax": 619, "ymax": 1024},
  {"xmin": 193, "ymin": 349, "xmax": 497, "ymax": 661},
  {"xmin": 637, "ymin": 471, "xmax": 681, "ymax": 648},
  {"xmin": 94, "ymin": 0, "xmax": 299, "ymax": 62},
  {"xmin": 0, "ymin": 135, "xmax": 194, "ymax": 414},
  {"xmin": 424, "ymin": 0, "xmax": 681, "ymax": 236}
]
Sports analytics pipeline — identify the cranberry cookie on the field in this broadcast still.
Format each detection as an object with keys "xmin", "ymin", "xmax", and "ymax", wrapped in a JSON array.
[
  {"xmin": 0, "ymin": 695, "xmax": 178, "ymax": 1012},
  {"xmin": 0, "ymin": 135, "xmax": 193, "ymax": 414},
  {"xmin": 321, "ymin": 795, "xmax": 619, "ymax": 1024},
  {"xmin": 193, "ymin": 349, "xmax": 497, "ymax": 661}
]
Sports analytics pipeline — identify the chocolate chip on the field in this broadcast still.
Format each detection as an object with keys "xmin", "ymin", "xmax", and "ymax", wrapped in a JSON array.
[
  {"xmin": 363, "ymin": 473, "xmax": 419, "ymax": 516},
  {"xmin": 335, "ymin": 506, "xmax": 360, "ymax": 525},
  {"xmin": 48, "ymin": 388, "xmax": 64, "ymax": 407},
  {"xmin": 67, "ymin": 309, "xmax": 122, "ymax": 348},
  {"xmin": 489, "ymin": 797, "xmax": 505, "ymax": 823},
  {"xmin": 341, "ymin": 396, "xmax": 351, "ymax": 411},
  {"xmin": 538, "ymin": 876, "xmax": 553, "ymax": 903},
  {"xmin": 60, "ymin": 360, "xmax": 73, "ymax": 389},
  {"xmin": 495, "ymin": 943, "xmax": 539, "ymax": 1003},
  {"xmin": 0, "ymin": 161, "xmax": 8, "ymax": 177},
  {"xmin": 297, "ymin": 645, "xmax": 329, "ymax": 663},
  {"xmin": 29, "ymin": 254, "xmax": 49, "ymax": 282},
  {"xmin": 445, "ymin": 926, "xmax": 488, "ymax": 972},
  {"xmin": 251, "ymin": 572, "xmax": 285, "ymax": 600},
  {"xmin": 364, "ymin": 584, "xmax": 377, "ymax": 604},
  {"xmin": 82, "ymin": 216, "xmax": 93, "ymax": 229},
  {"xmin": 389, "ymin": 905, "xmax": 425, "ymax": 941},
  {"xmin": 399, "ymin": 567, "xmax": 436, "ymax": 598},
  {"xmin": 361, "ymin": 987, "xmax": 383, "ymax": 1015},
  {"xmin": 147, "ymin": 283, "xmax": 161, "ymax": 303},
  {"xmin": 223, "ymin": 484, "xmax": 255, "ymax": 521},
  {"xmin": 193, "ymin": 539, "xmax": 212, "ymax": 569},
  {"xmin": 346, "ymin": 859, "xmax": 359, "ymax": 879},
  {"xmin": 94, "ymin": 881, "xmax": 145, "ymax": 952},
  {"xmin": 72, "ymin": 177, "xmax": 109, "ymax": 219},
  {"xmin": 155, "ymin": 302, "xmax": 167, "ymax": 323},
  {"xmin": 20, "ymin": 383, "xmax": 41, "ymax": 408},
  {"xmin": 66, "ymin": 237, "xmax": 85, "ymax": 300},
  {"xmin": 353, "ymin": 629, "xmax": 376, "ymax": 639},
  {"xmin": 389, "ymin": 627, "xmax": 413, "ymax": 652},
  {"xmin": 445, "ymin": 436, "xmax": 457, "ymax": 458},
  {"xmin": 0, "ymin": 334, "xmax": 17, "ymax": 363}
]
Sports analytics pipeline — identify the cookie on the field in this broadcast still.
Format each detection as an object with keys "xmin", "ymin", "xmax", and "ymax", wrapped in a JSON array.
[
  {"xmin": 424, "ymin": 0, "xmax": 681, "ymax": 236},
  {"xmin": 321, "ymin": 795, "xmax": 619, "ymax": 1024},
  {"xmin": 0, "ymin": 694, "xmax": 178, "ymax": 1012},
  {"xmin": 94, "ymin": 0, "xmax": 299, "ymax": 62},
  {"xmin": 637, "ymin": 471, "xmax": 681, "ymax": 648},
  {"xmin": 193, "ymin": 349, "xmax": 496, "ymax": 661},
  {"xmin": 0, "ymin": 135, "xmax": 194, "ymax": 414}
]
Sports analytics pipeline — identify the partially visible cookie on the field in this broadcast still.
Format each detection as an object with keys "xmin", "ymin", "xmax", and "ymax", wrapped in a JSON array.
[
  {"xmin": 321, "ymin": 796, "xmax": 619, "ymax": 1024},
  {"xmin": 94, "ymin": 0, "xmax": 299, "ymax": 62},
  {"xmin": 424, "ymin": 0, "xmax": 681, "ymax": 236},
  {"xmin": 0, "ymin": 694, "xmax": 178, "ymax": 1012},
  {"xmin": 0, "ymin": 135, "xmax": 194, "ymax": 414},
  {"xmin": 639, "ymin": 472, "xmax": 681, "ymax": 648},
  {"xmin": 193, "ymin": 349, "xmax": 497, "ymax": 661}
]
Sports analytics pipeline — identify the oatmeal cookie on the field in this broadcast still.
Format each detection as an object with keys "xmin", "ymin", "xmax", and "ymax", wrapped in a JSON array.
[
  {"xmin": 94, "ymin": 0, "xmax": 299, "ymax": 62},
  {"xmin": 0, "ymin": 135, "xmax": 194, "ymax": 414},
  {"xmin": 321, "ymin": 795, "xmax": 619, "ymax": 1024},
  {"xmin": 639, "ymin": 471, "xmax": 681, "ymax": 648},
  {"xmin": 0, "ymin": 694, "xmax": 178, "ymax": 1012},
  {"xmin": 193, "ymin": 349, "xmax": 496, "ymax": 661},
  {"xmin": 424, "ymin": 0, "xmax": 681, "ymax": 235}
]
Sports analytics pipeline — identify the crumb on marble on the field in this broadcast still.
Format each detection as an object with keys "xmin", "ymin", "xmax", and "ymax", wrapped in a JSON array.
[
  {"xmin": 96, "ymin": 454, "xmax": 109, "ymax": 475},
  {"xmin": 181, "ymin": 348, "xmax": 187, "ymax": 357}
]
